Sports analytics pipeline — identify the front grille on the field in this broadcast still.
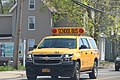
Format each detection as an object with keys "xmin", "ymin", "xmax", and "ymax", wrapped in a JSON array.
[
  {"xmin": 116, "ymin": 61, "xmax": 120, "ymax": 64},
  {"xmin": 33, "ymin": 54, "xmax": 63, "ymax": 64},
  {"xmin": 34, "ymin": 60, "xmax": 60, "ymax": 64},
  {"xmin": 34, "ymin": 54, "xmax": 62, "ymax": 58}
]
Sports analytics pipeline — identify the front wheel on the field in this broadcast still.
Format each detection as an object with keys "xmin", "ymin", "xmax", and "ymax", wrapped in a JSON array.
[
  {"xmin": 89, "ymin": 61, "xmax": 98, "ymax": 79},
  {"xmin": 26, "ymin": 70, "xmax": 37, "ymax": 80},
  {"xmin": 115, "ymin": 66, "xmax": 119, "ymax": 71},
  {"xmin": 72, "ymin": 61, "xmax": 80, "ymax": 80},
  {"xmin": 27, "ymin": 76, "xmax": 37, "ymax": 80}
]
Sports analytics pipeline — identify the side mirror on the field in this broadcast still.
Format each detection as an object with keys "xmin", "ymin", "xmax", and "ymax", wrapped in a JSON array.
[
  {"xmin": 79, "ymin": 45, "xmax": 87, "ymax": 49},
  {"xmin": 33, "ymin": 45, "xmax": 37, "ymax": 49}
]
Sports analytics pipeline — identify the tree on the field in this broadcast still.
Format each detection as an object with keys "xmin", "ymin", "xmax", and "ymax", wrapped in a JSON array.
[
  {"xmin": 0, "ymin": 0, "xmax": 15, "ymax": 14},
  {"xmin": 73, "ymin": 0, "xmax": 120, "ymax": 60},
  {"xmin": 43, "ymin": 0, "xmax": 86, "ymax": 26},
  {"xmin": 44, "ymin": 0, "xmax": 120, "ymax": 42}
]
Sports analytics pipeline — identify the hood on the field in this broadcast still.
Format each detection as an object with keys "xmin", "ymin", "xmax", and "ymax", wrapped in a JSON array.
[{"xmin": 31, "ymin": 48, "xmax": 78, "ymax": 54}]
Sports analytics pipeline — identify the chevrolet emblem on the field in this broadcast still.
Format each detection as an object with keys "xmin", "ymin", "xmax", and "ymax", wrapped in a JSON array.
[{"xmin": 43, "ymin": 56, "xmax": 49, "ymax": 60}]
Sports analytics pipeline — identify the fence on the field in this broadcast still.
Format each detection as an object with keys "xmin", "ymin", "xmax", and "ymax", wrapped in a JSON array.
[{"xmin": 105, "ymin": 39, "xmax": 120, "ymax": 61}]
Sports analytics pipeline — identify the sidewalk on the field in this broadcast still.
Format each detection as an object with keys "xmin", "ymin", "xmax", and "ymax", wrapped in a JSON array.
[
  {"xmin": 0, "ymin": 71, "xmax": 26, "ymax": 79},
  {"xmin": 99, "ymin": 62, "xmax": 115, "ymax": 69}
]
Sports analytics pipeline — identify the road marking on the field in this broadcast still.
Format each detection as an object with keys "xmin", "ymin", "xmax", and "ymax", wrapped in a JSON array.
[{"xmin": 98, "ymin": 76, "xmax": 120, "ymax": 80}]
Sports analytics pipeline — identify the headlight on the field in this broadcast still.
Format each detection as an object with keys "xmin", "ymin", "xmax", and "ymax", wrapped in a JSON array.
[
  {"xmin": 27, "ymin": 54, "xmax": 32, "ymax": 59},
  {"xmin": 65, "ymin": 54, "xmax": 69, "ymax": 58},
  {"xmin": 116, "ymin": 57, "xmax": 120, "ymax": 60},
  {"xmin": 64, "ymin": 54, "xmax": 73, "ymax": 60},
  {"xmin": 27, "ymin": 52, "xmax": 33, "ymax": 61}
]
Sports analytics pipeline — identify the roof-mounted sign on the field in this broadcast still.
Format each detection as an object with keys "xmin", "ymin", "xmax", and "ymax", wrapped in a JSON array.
[{"xmin": 52, "ymin": 27, "xmax": 85, "ymax": 36}]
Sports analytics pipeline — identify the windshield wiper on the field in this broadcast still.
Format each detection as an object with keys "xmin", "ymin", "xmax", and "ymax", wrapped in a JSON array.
[{"xmin": 38, "ymin": 47, "xmax": 46, "ymax": 49}]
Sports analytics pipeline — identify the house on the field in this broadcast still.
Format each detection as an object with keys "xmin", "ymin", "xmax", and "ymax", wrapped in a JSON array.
[
  {"xmin": 0, "ymin": 14, "xmax": 12, "ymax": 42},
  {"xmin": 0, "ymin": 0, "xmax": 74, "ymax": 51},
  {"xmin": 8, "ymin": 0, "xmax": 54, "ymax": 51},
  {"xmin": 0, "ymin": 0, "xmax": 56, "ymax": 65},
  {"xmin": 0, "ymin": 0, "xmax": 54, "ymax": 64}
]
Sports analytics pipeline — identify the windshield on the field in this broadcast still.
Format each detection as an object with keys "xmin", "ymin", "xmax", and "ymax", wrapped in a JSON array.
[{"xmin": 38, "ymin": 38, "xmax": 77, "ymax": 49}]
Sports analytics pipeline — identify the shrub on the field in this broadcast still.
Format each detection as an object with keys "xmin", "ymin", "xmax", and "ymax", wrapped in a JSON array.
[
  {"xmin": 0, "ymin": 66, "xmax": 14, "ymax": 71},
  {"xmin": 0, "ymin": 66, "xmax": 25, "ymax": 71}
]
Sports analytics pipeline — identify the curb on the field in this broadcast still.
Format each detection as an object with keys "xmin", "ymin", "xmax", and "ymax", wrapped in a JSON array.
[
  {"xmin": 98, "ymin": 62, "xmax": 115, "ymax": 69},
  {"xmin": 16, "ymin": 73, "xmax": 26, "ymax": 78}
]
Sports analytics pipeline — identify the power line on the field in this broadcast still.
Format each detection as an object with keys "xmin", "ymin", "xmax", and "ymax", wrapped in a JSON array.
[
  {"xmin": 71, "ymin": 0, "xmax": 120, "ymax": 14},
  {"xmin": 93, "ymin": 0, "xmax": 120, "ymax": 8},
  {"xmin": 71, "ymin": 0, "xmax": 106, "ymax": 13}
]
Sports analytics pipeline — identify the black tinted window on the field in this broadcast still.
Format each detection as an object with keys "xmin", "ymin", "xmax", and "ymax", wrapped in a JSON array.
[{"xmin": 38, "ymin": 38, "xmax": 77, "ymax": 49}]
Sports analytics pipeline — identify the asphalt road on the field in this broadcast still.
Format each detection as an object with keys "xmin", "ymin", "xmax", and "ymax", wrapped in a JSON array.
[{"xmin": 1, "ymin": 69, "xmax": 120, "ymax": 80}]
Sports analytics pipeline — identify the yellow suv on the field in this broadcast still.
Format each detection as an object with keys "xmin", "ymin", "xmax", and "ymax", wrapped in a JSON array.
[{"xmin": 25, "ymin": 27, "xmax": 100, "ymax": 80}]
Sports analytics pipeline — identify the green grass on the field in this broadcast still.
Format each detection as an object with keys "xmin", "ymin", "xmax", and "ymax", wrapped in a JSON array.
[
  {"xmin": 18, "ymin": 66, "xmax": 25, "ymax": 70},
  {"xmin": 0, "ymin": 66, "xmax": 25, "ymax": 71},
  {"xmin": 100, "ymin": 61, "xmax": 114, "ymax": 64},
  {"xmin": 0, "ymin": 66, "xmax": 14, "ymax": 71}
]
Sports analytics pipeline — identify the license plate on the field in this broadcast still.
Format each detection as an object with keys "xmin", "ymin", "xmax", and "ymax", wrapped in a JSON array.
[{"xmin": 42, "ymin": 68, "xmax": 50, "ymax": 72}]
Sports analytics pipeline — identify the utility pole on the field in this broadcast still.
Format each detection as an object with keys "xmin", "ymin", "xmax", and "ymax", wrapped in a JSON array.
[
  {"xmin": 0, "ymin": 0, "xmax": 4, "ymax": 14},
  {"xmin": 13, "ymin": 0, "xmax": 21, "ymax": 70}
]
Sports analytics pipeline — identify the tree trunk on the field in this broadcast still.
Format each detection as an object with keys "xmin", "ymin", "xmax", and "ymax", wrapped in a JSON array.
[{"xmin": 0, "ymin": 0, "xmax": 4, "ymax": 14}]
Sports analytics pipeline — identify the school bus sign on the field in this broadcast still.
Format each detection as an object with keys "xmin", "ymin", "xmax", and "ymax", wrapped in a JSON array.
[{"xmin": 52, "ymin": 27, "xmax": 85, "ymax": 35}]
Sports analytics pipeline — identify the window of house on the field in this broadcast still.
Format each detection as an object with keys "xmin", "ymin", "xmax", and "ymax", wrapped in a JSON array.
[
  {"xmin": 28, "ymin": 16, "xmax": 35, "ymax": 30},
  {"xmin": 29, "ymin": 0, "xmax": 35, "ymax": 10},
  {"xmin": 28, "ymin": 39, "xmax": 35, "ymax": 51}
]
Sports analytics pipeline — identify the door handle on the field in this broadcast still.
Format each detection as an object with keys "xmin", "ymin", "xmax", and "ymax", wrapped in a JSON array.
[{"xmin": 79, "ymin": 51, "xmax": 82, "ymax": 54}]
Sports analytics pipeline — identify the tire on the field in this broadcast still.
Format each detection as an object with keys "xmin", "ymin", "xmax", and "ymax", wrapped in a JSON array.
[
  {"xmin": 72, "ymin": 61, "xmax": 80, "ymax": 80},
  {"xmin": 26, "ymin": 70, "xmax": 37, "ymax": 80},
  {"xmin": 27, "ymin": 76, "xmax": 37, "ymax": 80},
  {"xmin": 51, "ymin": 76, "xmax": 58, "ymax": 79},
  {"xmin": 89, "ymin": 61, "xmax": 98, "ymax": 79},
  {"xmin": 115, "ymin": 66, "xmax": 119, "ymax": 71}
]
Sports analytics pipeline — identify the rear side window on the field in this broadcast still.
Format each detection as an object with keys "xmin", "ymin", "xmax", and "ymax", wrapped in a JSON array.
[{"xmin": 89, "ymin": 39, "xmax": 97, "ymax": 49}]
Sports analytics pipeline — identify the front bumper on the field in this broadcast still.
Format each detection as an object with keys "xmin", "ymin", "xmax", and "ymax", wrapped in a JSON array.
[{"xmin": 25, "ymin": 61, "xmax": 75, "ymax": 77}]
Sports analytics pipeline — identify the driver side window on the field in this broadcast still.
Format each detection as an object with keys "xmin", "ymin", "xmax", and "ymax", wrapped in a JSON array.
[
  {"xmin": 79, "ymin": 39, "xmax": 83, "ymax": 48},
  {"xmin": 79, "ymin": 38, "xmax": 90, "ymax": 49}
]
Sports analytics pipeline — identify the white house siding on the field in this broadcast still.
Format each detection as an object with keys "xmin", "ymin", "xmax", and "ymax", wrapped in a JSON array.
[
  {"xmin": 0, "ymin": 15, "xmax": 12, "ymax": 42},
  {"xmin": 0, "ymin": 15, "xmax": 12, "ymax": 35}
]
